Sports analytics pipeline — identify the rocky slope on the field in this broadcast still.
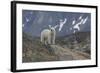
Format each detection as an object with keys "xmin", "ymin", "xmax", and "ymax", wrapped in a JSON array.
[{"xmin": 22, "ymin": 32, "xmax": 91, "ymax": 63}]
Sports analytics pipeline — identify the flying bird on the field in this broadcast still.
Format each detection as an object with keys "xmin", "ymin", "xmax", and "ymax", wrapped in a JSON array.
[
  {"xmin": 73, "ymin": 16, "xmax": 88, "ymax": 33},
  {"xmin": 59, "ymin": 18, "xmax": 67, "ymax": 31},
  {"xmin": 78, "ymin": 15, "xmax": 83, "ymax": 20},
  {"xmin": 73, "ymin": 18, "xmax": 84, "ymax": 31},
  {"xmin": 26, "ymin": 17, "xmax": 29, "ymax": 22},
  {"xmin": 82, "ymin": 16, "xmax": 88, "ymax": 24},
  {"xmin": 72, "ymin": 19, "xmax": 76, "ymax": 25},
  {"xmin": 73, "ymin": 23, "xmax": 80, "ymax": 31}
]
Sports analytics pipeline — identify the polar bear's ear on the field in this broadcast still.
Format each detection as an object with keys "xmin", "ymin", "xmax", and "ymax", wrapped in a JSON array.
[
  {"xmin": 54, "ymin": 25, "xmax": 59, "ymax": 29},
  {"xmin": 49, "ymin": 25, "xmax": 52, "ymax": 28}
]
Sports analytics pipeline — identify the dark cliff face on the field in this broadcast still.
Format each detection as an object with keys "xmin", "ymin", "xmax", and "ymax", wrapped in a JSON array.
[{"xmin": 22, "ymin": 10, "xmax": 91, "ymax": 37}]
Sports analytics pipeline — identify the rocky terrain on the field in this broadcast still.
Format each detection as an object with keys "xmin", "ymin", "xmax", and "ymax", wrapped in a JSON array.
[{"xmin": 22, "ymin": 32, "xmax": 91, "ymax": 63}]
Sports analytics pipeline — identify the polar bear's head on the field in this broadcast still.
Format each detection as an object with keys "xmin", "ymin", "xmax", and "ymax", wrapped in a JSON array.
[{"xmin": 49, "ymin": 25, "xmax": 55, "ymax": 32}]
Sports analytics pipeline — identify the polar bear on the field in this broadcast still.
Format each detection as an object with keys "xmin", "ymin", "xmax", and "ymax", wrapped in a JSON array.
[
  {"xmin": 41, "ymin": 25, "xmax": 57, "ymax": 45},
  {"xmin": 40, "ymin": 18, "xmax": 67, "ymax": 45}
]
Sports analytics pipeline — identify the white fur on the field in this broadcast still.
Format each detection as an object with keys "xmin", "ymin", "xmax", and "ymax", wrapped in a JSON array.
[{"xmin": 41, "ymin": 26, "xmax": 56, "ymax": 45}]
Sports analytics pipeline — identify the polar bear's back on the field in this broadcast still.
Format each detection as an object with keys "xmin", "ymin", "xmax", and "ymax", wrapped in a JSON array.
[{"xmin": 41, "ymin": 29, "xmax": 51, "ymax": 37}]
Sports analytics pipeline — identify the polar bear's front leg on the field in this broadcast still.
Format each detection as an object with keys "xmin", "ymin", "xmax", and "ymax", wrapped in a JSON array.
[
  {"xmin": 52, "ymin": 37, "xmax": 55, "ymax": 45},
  {"xmin": 52, "ymin": 32, "xmax": 55, "ymax": 44},
  {"xmin": 48, "ymin": 35, "xmax": 51, "ymax": 45},
  {"xmin": 53, "ymin": 38, "xmax": 55, "ymax": 44},
  {"xmin": 41, "ymin": 33, "xmax": 43, "ymax": 43},
  {"xmin": 44, "ymin": 38, "xmax": 47, "ymax": 45}
]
